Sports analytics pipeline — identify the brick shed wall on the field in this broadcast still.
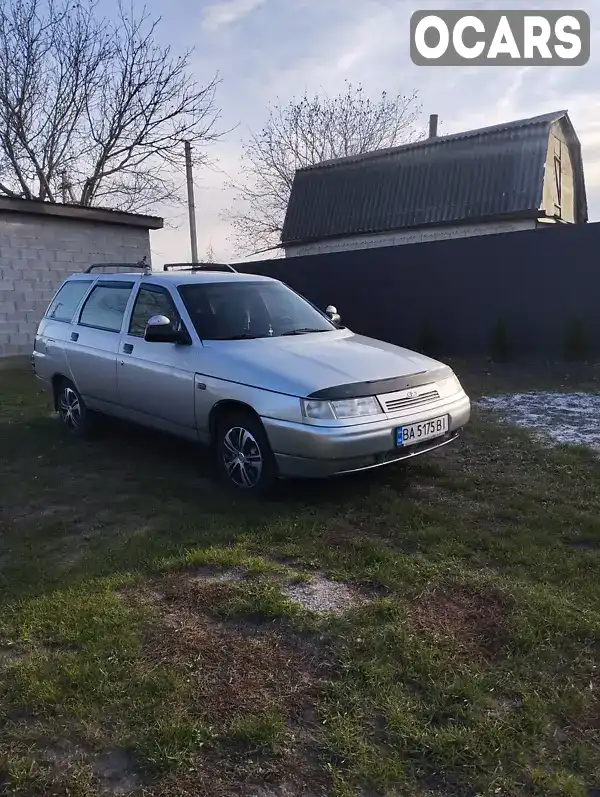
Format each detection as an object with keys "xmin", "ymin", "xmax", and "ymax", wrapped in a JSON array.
[{"xmin": 0, "ymin": 212, "xmax": 151, "ymax": 358}]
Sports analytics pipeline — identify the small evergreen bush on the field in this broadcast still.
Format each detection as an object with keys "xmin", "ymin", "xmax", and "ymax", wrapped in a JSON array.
[
  {"xmin": 564, "ymin": 316, "xmax": 589, "ymax": 362},
  {"xmin": 416, "ymin": 320, "xmax": 439, "ymax": 358},
  {"xmin": 490, "ymin": 317, "xmax": 511, "ymax": 363}
]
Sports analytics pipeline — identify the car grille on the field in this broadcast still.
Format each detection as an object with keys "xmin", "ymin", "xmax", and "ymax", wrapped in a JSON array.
[{"xmin": 383, "ymin": 389, "xmax": 440, "ymax": 413}]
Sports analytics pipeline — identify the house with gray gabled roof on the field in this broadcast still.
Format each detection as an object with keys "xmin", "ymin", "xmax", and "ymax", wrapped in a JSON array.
[{"xmin": 281, "ymin": 110, "xmax": 587, "ymax": 258}]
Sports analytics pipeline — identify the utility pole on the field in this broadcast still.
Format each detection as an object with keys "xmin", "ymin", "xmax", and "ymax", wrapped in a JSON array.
[
  {"xmin": 60, "ymin": 171, "xmax": 76, "ymax": 204},
  {"xmin": 60, "ymin": 171, "xmax": 68, "ymax": 203},
  {"xmin": 184, "ymin": 141, "xmax": 199, "ymax": 263}
]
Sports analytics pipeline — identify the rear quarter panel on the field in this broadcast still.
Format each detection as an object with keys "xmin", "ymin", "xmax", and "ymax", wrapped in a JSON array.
[{"xmin": 33, "ymin": 317, "xmax": 72, "ymax": 389}]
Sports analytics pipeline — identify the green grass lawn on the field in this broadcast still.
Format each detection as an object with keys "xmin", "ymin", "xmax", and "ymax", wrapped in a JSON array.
[{"xmin": 0, "ymin": 364, "xmax": 599, "ymax": 797}]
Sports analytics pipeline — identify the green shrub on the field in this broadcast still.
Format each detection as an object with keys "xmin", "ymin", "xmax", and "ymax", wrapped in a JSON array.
[
  {"xmin": 416, "ymin": 320, "xmax": 440, "ymax": 358},
  {"xmin": 564, "ymin": 316, "xmax": 589, "ymax": 362},
  {"xmin": 490, "ymin": 317, "xmax": 511, "ymax": 363}
]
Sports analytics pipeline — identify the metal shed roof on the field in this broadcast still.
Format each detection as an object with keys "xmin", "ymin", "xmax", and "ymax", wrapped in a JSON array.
[
  {"xmin": 280, "ymin": 110, "xmax": 587, "ymax": 246},
  {"xmin": 0, "ymin": 195, "xmax": 164, "ymax": 229}
]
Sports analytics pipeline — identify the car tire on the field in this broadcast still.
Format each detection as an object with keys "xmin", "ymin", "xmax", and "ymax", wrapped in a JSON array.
[
  {"xmin": 55, "ymin": 378, "xmax": 98, "ymax": 439},
  {"xmin": 214, "ymin": 410, "xmax": 278, "ymax": 496}
]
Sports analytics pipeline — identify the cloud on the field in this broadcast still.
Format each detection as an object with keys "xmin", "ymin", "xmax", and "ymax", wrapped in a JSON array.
[
  {"xmin": 202, "ymin": 0, "xmax": 266, "ymax": 32},
  {"xmin": 147, "ymin": 0, "xmax": 600, "ymax": 265}
]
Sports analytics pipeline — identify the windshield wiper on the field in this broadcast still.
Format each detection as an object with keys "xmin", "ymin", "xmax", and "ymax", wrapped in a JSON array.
[
  {"xmin": 213, "ymin": 333, "xmax": 261, "ymax": 340},
  {"xmin": 280, "ymin": 328, "xmax": 328, "ymax": 336}
]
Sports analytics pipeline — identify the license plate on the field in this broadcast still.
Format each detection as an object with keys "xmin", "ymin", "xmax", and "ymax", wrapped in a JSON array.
[{"xmin": 396, "ymin": 415, "xmax": 449, "ymax": 447}]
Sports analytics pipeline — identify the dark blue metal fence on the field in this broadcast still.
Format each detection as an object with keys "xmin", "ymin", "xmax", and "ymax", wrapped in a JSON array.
[{"xmin": 234, "ymin": 222, "xmax": 600, "ymax": 359}]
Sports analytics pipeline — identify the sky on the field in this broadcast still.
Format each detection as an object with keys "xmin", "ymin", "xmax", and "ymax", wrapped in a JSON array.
[{"xmin": 135, "ymin": 0, "xmax": 600, "ymax": 267}]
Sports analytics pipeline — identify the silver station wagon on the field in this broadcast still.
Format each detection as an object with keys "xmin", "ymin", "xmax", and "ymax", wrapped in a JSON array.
[{"xmin": 32, "ymin": 262, "xmax": 471, "ymax": 494}]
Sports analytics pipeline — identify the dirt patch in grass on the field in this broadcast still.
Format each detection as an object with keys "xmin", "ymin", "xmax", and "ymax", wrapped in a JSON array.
[
  {"xmin": 486, "ymin": 695, "xmax": 524, "ymax": 718},
  {"xmin": 37, "ymin": 739, "xmax": 139, "ymax": 795},
  {"xmin": 283, "ymin": 574, "xmax": 365, "ymax": 615},
  {"xmin": 39, "ymin": 738, "xmax": 90, "ymax": 769},
  {"xmin": 143, "ymin": 589, "xmax": 325, "ymax": 726},
  {"xmin": 320, "ymin": 521, "xmax": 397, "ymax": 554},
  {"xmin": 410, "ymin": 584, "xmax": 513, "ymax": 659},
  {"xmin": 122, "ymin": 576, "xmax": 333, "ymax": 796},
  {"xmin": 153, "ymin": 770, "xmax": 328, "ymax": 797},
  {"xmin": 243, "ymin": 564, "xmax": 367, "ymax": 616},
  {"xmin": 189, "ymin": 565, "xmax": 249, "ymax": 584},
  {"xmin": 92, "ymin": 748, "xmax": 139, "ymax": 795},
  {"xmin": 0, "ymin": 645, "xmax": 24, "ymax": 662},
  {"xmin": 150, "ymin": 562, "xmax": 369, "ymax": 618},
  {"xmin": 250, "ymin": 784, "xmax": 321, "ymax": 797}
]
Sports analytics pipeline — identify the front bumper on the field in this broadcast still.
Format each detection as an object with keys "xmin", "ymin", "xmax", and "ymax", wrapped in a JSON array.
[{"xmin": 263, "ymin": 392, "xmax": 471, "ymax": 479}]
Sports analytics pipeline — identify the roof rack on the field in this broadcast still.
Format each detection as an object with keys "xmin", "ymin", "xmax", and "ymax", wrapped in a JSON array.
[
  {"xmin": 163, "ymin": 261, "xmax": 238, "ymax": 274},
  {"xmin": 85, "ymin": 256, "xmax": 151, "ymax": 275}
]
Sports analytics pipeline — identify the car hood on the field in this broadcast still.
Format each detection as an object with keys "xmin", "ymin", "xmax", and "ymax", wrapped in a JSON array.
[{"xmin": 201, "ymin": 329, "xmax": 453, "ymax": 397}]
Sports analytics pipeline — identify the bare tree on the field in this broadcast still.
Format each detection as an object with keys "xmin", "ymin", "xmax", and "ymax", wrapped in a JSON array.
[
  {"xmin": 205, "ymin": 242, "xmax": 215, "ymax": 262},
  {"xmin": 226, "ymin": 82, "xmax": 421, "ymax": 255},
  {"xmin": 0, "ymin": 0, "xmax": 223, "ymax": 212}
]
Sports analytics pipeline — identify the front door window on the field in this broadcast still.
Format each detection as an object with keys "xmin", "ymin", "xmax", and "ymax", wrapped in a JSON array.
[{"xmin": 129, "ymin": 285, "xmax": 181, "ymax": 337}]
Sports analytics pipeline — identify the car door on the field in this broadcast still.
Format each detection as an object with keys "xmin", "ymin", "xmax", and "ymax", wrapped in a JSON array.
[
  {"xmin": 116, "ymin": 282, "xmax": 198, "ymax": 437},
  {"xmin": 63, "ymin": 279, "xmax": 136, "ymax": 410},
  {"xmin": 33, "ymin": 278, "xmax": 95, "ymax": 385}
]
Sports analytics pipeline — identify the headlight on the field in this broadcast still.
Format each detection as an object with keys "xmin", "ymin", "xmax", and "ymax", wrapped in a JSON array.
[
  {"xmin": 438, "ymin": 372, "xmax": 463, "ymax": 397},
  {"xmin": 301, "ymin": 399, "xmax": 336, "ymax": 420},
  {"xmin": 449, "ymin": 372, "xmax": 464, "ymax": 394},
  {"xmin": 332, "ymin": 397, "xmax": 383, "ymax": 418},
  {"xmin": 301, "ymin": 396, "xmax": 383, "ymax": 420}
]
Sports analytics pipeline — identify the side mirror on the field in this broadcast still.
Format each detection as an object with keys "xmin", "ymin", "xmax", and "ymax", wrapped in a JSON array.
[
  {"xmin": 144, "ymin": 314, "xmax": 186, "ymax": 344},
  {"xmin": 326, "ymin": 305, "xmax": 341, "ymax": 324}
]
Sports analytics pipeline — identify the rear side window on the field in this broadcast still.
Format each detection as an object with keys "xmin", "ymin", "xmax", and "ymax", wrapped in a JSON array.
[
  {"xmin": 78, "ymin": 282, "xmax": 134, "ymax": 332},
  {"xmin": 45, "ymin": 280, "xmax": 93, "ymax": 323}
]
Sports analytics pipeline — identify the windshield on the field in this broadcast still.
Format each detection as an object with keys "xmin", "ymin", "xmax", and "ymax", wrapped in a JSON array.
[{"xmin": 178, "ymin": 280, "xmax": 336, "ymax": 340}]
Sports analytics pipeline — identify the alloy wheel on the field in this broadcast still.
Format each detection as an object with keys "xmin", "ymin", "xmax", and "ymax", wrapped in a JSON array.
[
  {"xmin": 221, "ymin": 426, "xmax": 263, "ymax": 488},
  {"xmin": 59, "ymin": 386, "xmax": 82, "ymax": 431}
]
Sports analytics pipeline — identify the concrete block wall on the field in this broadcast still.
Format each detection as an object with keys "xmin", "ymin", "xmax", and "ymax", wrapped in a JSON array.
[{"xmin": 0, "ymin": 212, "xmax": 152, "ymax": 357}]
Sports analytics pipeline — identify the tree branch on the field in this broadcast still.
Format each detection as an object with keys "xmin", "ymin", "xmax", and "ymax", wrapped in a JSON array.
[
  {"xmin": 0, "ymin": 0, "xmax": 223, "ymax": 212},
  {"xmin": 226, "ymin": 82, "xmax": 422, "ymax": 256}
]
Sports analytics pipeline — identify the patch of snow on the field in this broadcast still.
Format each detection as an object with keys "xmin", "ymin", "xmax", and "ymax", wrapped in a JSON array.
[
  {"xmin": 283, "ymin": 574, "xmax": 362, "ymax": 615},
  {"xmin": 478, "ymin": 392, "xmax": 600, "ymax": 451}
]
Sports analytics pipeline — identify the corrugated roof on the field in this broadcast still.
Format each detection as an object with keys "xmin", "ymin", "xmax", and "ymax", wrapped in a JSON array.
[
  {"xmin": 0, "ymin": 195, "xmax": 164, "ymax": 229},
  {"xmin": 281, "ymin": 110, "xmax": 587, "ymax": 245}
]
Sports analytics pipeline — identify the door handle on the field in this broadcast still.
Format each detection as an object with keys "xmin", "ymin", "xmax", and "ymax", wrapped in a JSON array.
[
  {"xmin": 122, "ymin": 343, "xmax": 134, "ymax": 354},
  {"xmin": 70, "ymin": 332, "xmax": 79, "ymax": 342}
]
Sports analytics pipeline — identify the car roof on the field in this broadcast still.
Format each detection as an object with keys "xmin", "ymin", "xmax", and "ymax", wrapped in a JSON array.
[{"xmin": 66, "ymin": 270, "xmax": 277, "ymax": 286}]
